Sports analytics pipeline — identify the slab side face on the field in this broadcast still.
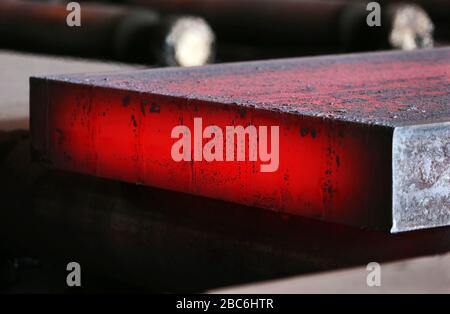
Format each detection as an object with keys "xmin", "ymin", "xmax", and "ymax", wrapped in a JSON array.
[
  {"xmin": 392, "ymin": 122, "xmax": 450, "ymax": 232},
  {"xmin": 30, "ymin": 79, "xmax": 394, "ymax": 230}
]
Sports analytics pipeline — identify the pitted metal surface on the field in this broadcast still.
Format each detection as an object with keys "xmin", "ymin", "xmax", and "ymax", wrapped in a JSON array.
[
  {"xmin": 43, "ymin": 47, "xmax": 450, "ymax": 128},
  {"xmin": 393, "ymin": 122, "xmax": 450, "ymax": 232}
]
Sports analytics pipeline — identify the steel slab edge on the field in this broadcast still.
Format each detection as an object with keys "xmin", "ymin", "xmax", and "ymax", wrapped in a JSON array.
[
  {"xmin": 392, "ymin": 122, "xmax": 450, "ymax": 232},
  {"xmin": 30, "ymin": 48, "xmax": 450, "ymax": 232}
]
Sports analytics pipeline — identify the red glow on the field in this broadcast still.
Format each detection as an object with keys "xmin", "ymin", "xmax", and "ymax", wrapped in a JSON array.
[{"xmin": 36, "ymin": 82, "xmax": 392, "ymax": 229}]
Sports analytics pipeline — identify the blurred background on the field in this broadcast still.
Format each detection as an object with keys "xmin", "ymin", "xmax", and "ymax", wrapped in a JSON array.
[
  {"xmin": 0, "ymin": 0, "xmax": 449, "ymax": 293},
  {"xmin": 0, "ymin": 0, "xmax": 449, "ymax": 66}
]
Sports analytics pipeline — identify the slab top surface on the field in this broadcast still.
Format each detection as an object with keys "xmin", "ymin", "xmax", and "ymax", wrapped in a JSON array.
[{"xmin": 41, "ymin": 48, "xmax": 450, "ymax": 127}]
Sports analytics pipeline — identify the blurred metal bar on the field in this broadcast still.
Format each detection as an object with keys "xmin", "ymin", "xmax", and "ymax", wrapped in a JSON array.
[
  {"xmin": 339, "ymin": 0, "xmax": 448, "ymax": 46},
  {"xmin": 129, "ymin": 0, "xmax": 434, "ymax": 59},
  {"xmin": 0, "ymin": 0, "xmax": 215, "ymax": 66},
  {"xmin": 384, "ymin": 0, "xmax": 449, "ymax": 45}
]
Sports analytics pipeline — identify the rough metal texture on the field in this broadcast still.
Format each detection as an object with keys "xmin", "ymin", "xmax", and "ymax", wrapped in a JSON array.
[
  {"xmin": 44, "ymin": 47, "xmax": 450, "ymax": 127},
  {"xmin": 393, "ymin": 122, "xmax": 450, "ymax": 232},
  {"xmin": 30, "ymin": 48, "xmax": 450, "ymax": 232}
]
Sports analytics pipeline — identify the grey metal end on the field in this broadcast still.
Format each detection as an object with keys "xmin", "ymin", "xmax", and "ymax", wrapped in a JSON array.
[{"xmin": 392, "ymin": 122, "xmax": 450, "ymax": 233}]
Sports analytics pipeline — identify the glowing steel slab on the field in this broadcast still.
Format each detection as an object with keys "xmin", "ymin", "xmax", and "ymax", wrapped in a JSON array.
[{"xmin": 30, "ymin": 48, "xmax": 450, "ymax": 232}]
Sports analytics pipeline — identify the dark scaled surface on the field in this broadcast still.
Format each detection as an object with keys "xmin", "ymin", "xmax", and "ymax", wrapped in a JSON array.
[{"xmin": 44, "ymin": 47, "xmax": 450, "ymax": 127}]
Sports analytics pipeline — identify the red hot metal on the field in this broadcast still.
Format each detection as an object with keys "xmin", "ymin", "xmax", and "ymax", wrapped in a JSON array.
[{"xmin": 30, "ymin": 48, "xmax": 450, "ymax": 232}]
